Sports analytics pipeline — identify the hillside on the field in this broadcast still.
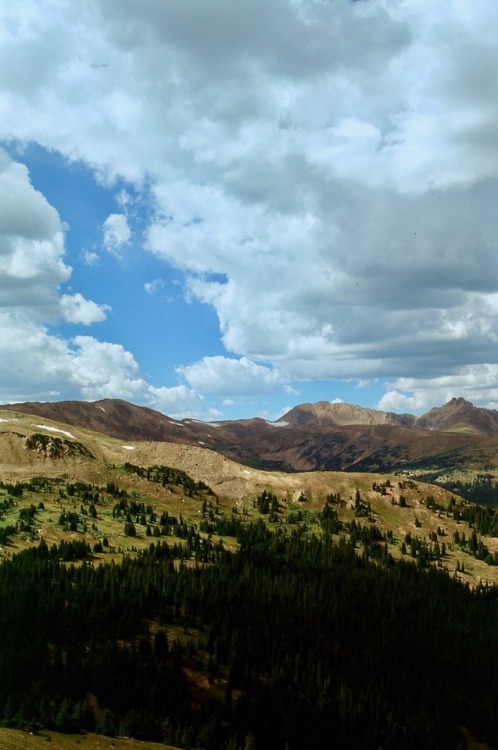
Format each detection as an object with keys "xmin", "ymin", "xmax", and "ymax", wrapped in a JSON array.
[
  {"xmin": 3, "ymin": 396, "xmax": 498, "ymax": 473},
  {"xmin": 3, "ymin": 408, "xmax": 498, "ymax": 747},
  {"xmin": 0, "ymin": 729, "xmax": 180, "ymax": 750},
  {"xmin": 416, "ymin": 397, "xmax": 498, "ymax": 435},
  {"xmin": 281, "ymin": 400, "xmax": 416, "ymax": 428},
  {"xmin": 1, "ymin": 407, "xmax": 498, "ymax": 585}
]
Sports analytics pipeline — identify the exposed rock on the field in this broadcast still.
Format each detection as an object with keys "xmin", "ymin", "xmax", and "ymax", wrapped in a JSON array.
[{"xmin": 24, "ymin": 434, "xmax": 94, "ymax": 460}]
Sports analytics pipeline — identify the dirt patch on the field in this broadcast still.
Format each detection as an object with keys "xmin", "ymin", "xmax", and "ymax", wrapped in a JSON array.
[{"xmin": 0, "ymin": 728, "xmax": 179, "ymax": 750}]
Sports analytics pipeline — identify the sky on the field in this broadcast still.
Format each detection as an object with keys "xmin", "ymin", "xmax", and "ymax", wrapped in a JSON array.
[{"xmin": 1, "ymin": 0, "xmax": 498, "ymax": 421}]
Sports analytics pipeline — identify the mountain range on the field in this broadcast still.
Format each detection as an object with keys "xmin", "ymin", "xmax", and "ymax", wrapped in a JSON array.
[
  {"xmin": 3, "ymin": 396, "xmax": 498, "ymax": 749},
  {"xmin": 2, "ymin": 395, "xmax": 498, "ymax": 473}
]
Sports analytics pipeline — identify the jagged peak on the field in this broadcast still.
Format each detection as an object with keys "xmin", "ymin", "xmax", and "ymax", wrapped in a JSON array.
[{"xmin": 444, "ymin": 397, "xmax": 474, "ymax": 408}]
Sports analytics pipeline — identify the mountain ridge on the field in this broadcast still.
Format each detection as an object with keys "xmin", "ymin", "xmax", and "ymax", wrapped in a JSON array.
[{"xmin": 2, "ymin": 395, "xmax": 498, "ymax": 473}]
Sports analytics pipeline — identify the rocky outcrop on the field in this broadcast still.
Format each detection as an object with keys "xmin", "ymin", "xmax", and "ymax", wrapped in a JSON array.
[{"xmin": 24, "ymin": 434, "xmax": 94, "ymax": 460}]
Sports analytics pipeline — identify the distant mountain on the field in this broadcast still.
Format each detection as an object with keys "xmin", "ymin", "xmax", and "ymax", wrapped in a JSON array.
[
  {"xmin": 2, "ymin": 396, "xmax": 498, "ymax": 473},
  {"xmin": 281, "ymin": 400, "xmax": 416, "ymax": 428},
  {"xmin": 415, "ymin": 397, "xmax": 498, "ymax": 436},
  {"xmin": 281, "ymin": 397, "xmax": 498, "ymax": 436}
]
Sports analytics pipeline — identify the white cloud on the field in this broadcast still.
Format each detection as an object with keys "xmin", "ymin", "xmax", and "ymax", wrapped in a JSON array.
[
  {"xmin": 0, "ymin": 149, "xmax": 209, "ymax": 418},
  {"xmin": 60, "ymin": 293, "xmax": 110, "ymax": 325},
  {"xmin": 81, "ymin": 250, "xmax": 100, "ymax": 266},
  {"xmin": 0, "ymin": 320, "xmax": 213, "ymax": 418},
  {"xmin": 151, "ymin": 385, "xmax": 221, "ymax": 421},
  {"xmin": 178, "ymin": 356, "xmax": 284, "ymax": 397},
  {"xmin": 102, "ymin": 213, "xmax": 131, "ymax": 254},
  {"xmin": 69, "ymin": 337, "xmax": 216, "ymax": 419},
  {"xmin": 0, "ymin": 150, "xmax": 69, "ymax": 315},
  {"xmin": 378, "ymin": 365, "xmax": 498, "ymax": 413},
  {"xmin": 144, "ymin": 278, "xmax": 165, "ymax": 295},
  {"xmin": 0, "ymin": 311, "xmax": 74, "ymax": 402},
  {"xmin": 2, "ymin": 2, "xmax": 498, "ymax": 408}
]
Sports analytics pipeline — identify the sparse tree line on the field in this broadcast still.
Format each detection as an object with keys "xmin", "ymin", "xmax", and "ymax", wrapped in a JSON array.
[
  {"xmin": 123, "ymin": 462, "xmax": 216, "ymax": 499},
  {"xmin": 425, "ymin": 472, "xmax": 498, "ymax": 506}
]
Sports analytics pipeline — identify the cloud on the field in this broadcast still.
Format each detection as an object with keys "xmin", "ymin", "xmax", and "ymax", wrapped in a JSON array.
[
  {"xmin": 81, "ymin": 250, "xmax": 100, "ymax": 266},
  {"xmin": 152, "ymin": 385, "xmax": 221, "ymax": 421},
  {"xmin": 0, "ymin": 149, "xmax": 210, "ymax": 418},
  {"xmin": 0, "ymin": 150, "xmax": 69, "ymax": 316},
  {"xmin": 144, "ymin": 278, "xmax": 165, "ymax": 295},
  {"xmin": 70, "ymin": 337, "xmax": 218, "ymax": 419},
  {"xmin": 178, "ymin": 356, "xmax": 284, "ymax": 397},
  {"xmin": 0, "ymin": 320, "xmax": 214, "ymax": 419},
  {"xmin": 102, "ymin": 213, "xmax": 131, "ymax": 254},
  {"xmin": 2, "ymin": 2, "xmax": 498, "ymax": 408},
  {"xmin": 60, "ymin": 293, "xmax": 110, "ymax": 325},
  {"xmin": 0, "ymin": 311, "xmax": 73, "ymax": 402},
  {"xmin": 378, "ymin": 365, "xmax": 498, "ymax": 414}
]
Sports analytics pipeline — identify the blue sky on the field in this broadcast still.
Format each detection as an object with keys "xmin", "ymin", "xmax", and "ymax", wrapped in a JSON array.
[{"xmin": 1, "ymin": 1, "xmax": 498, "ymax": 421}]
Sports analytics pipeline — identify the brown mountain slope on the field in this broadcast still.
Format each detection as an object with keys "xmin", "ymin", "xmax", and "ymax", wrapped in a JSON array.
[
  {"xmin": 0, "ymin": 398, "xmax": 203, "ymax": 442},
  {"xmin": 2, "ymin": 397, "xmax": 498, "ymax": 473},
  {"xmin": 281, "ymin": 400, "xmax": 416, "ymax": 428},
  {"xmin": 415, "ymin": 397, "xmax": 498, "ymax": 435},
  {"xmin": 281, "ymin": 397, "xmax": 498, "ymax": 436}
]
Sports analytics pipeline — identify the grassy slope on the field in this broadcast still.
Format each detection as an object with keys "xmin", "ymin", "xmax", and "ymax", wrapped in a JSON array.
[
  {"xmin": 1, "ymin": 409, "xmax": 498, "ymax": 585},
  {"xmin": 0, "ymin": 727, "xmax": 491, "ymax": 750},
  {"xmin": 3, "ymin": 413, "xmax": 498, "ymax": 748},
  {"xmin": 0, "ymin": 728, "xmax": 180, "ymax": 749}
]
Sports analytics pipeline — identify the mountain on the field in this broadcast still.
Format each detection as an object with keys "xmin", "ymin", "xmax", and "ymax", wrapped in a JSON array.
[
  {"xmin": 3, "ymin": 403, "xmax": 498, "ymax": 748},
  {"xmin": 415, "ymin": 396, "xmax": 498, "ymax": 435},
  {"xmin": 281, "ymin": 400, "xmax": 416, "ymax": 428},
  {"xmin": 281, "ymin": 397, "xmax": 498, "ymax": 436},
  {"xmin": 1, "ymin": 404, "xmax": 498, "ymax": 586},
  {"xmin": 3, "ymin": 396, "xmax": 498, "ymax": 473}
]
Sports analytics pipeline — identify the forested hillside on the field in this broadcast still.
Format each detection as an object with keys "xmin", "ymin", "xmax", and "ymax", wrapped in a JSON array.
[
  {"xmin": 2, "ymin": 414, "xmax": 498, "ymax": 748},
  {"xmin": 2, "ymin": 523, "xmax": 498, "ymax": 749}
]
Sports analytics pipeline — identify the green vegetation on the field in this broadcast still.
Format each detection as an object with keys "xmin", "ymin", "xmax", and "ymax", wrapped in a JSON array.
[
  {"xmin": 4, "ymin": 460, "xmax": 498, "ymax": 747},
  {"xmin": 417, "ymin": 472, "xmax": 498, "ymax": 505},
  {"xmin": 2, "ymin": 523, "xmax": 498, "ymax": 748}
]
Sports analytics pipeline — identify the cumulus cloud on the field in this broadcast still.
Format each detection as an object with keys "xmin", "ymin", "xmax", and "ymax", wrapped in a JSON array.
[
  {"xmin": 152, "ymin": 385, "xmax": 221, "ymax": 421},
  {"xmin": 69, "ymin": 336, "xmax": 142, "ymax": 395},
  {"xmin": 0, "ymin": 150, "xmax": 69, "ymax": 315},
  {"xmin": 60, "ymin": 293, "xmax": 110, "ymax": 325},
  {"xmin": 0, "ymin": 149, "xmax": 206, "ymax": 418},
  {"xmin": 378, "ymin": 365, "xmax": 498, "ymax": 414},
  {"xmin": 178, "ymin": 356, "xmax": 284, "ymax": 397},
  {"xmin": 2, "ymin": 1, "xmax": 498, "ymax": 410},
  {"xmin": 70, "ymin": 337, "xmax": 218, "ymax": 419},
  {"xmin": 102, "ymin": 213, "xmax": 131, "ymax": 254}
]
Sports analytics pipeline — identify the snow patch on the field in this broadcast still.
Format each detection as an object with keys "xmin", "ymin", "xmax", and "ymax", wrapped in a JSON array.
[
  {"xmin": 95, "ymin": 405, "xmax": 106, "ymax": 412},
  {"xmin": 243, "ymin": 470, "xmax": 251, "ymax": 475},
  {"xmin": 0, "ymin": 418, "xmax": 15, "ymax": 423},
  {"xmin": 266, "ymin": 420, "xmax": 289, "ymax": 428},
  {"xmin": 122, "ymin": 445, "xmax": 135, "ymax": 450},
  {"xmin": 33, "ymin": 424, "xmax": 75, "ymax": 439},
  {"xmin": 198, "ymin": 441, "xmax": 205, "ymax": 445}
]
